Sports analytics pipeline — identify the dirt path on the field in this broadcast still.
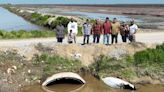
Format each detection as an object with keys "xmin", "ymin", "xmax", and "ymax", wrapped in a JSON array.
[{"xmin": 0, "ymin": 32, "xmax": 163, "ymax": 47}]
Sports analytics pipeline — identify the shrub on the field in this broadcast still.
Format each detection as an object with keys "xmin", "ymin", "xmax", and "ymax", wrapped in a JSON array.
[
  {"xmin": 31, "ymin": 13, "xmax": 41, "ymax": 18},
  {"xmin": 134, "ymin": 43, "xmax": 164, "ymax": 67},
  {"xmin": 89, "ymin": 55, "xmax": 136, "ymax": 78},
  {"xmin": 90, "ymin": 19, "xmax": 96, "ymax": 24},
  {"xmin": 51, "ymin": 16, "xmax": 71, "ymax": 28},
  {"xmin": 78, "ymin": 26, "xmax": 83, "ymax": 36},
  {"xmin": 31, "ymin": 13, "xmax": 50, "ymax": 25}
]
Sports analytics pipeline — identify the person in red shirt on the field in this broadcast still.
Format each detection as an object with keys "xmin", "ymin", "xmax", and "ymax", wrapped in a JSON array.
[
  {"xmin": 91, "ymin": 19, "xmax": 102, "ymax": 43},
  {"xmin": 102, "ymin": 17, "xmax": 111, "ymax": 45}
]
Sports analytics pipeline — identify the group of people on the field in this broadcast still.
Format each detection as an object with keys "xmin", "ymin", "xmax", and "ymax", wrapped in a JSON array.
[{"xmin": 55, "ymin": 17, "xmax": 138, "ymax": 45}]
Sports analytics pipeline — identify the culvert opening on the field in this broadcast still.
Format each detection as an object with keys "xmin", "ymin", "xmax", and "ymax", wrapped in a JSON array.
[{"xmin": 46, "ymin": 78, "xmax": 84, "ymax": 86}]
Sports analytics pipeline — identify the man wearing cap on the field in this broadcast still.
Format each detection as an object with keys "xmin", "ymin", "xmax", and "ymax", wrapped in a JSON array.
[{"xmin": 102, "ymin": 17, "xmax": 111, "ymax": 45}]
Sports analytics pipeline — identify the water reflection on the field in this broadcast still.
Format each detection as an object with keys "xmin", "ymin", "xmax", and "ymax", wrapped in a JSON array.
[{"xmin": 42, "ymin": 84, "xmax": 85, "ymax": 92}]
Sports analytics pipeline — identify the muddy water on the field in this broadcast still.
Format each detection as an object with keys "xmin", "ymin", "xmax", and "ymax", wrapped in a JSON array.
[{"xmin": 23, "ymin": 74, "xmax": 164, "ymax": 92}]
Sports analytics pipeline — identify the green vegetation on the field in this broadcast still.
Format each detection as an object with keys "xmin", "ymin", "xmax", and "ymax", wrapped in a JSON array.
[
  {"xmin": 32, "ymin": 53, "xmax": 82, "ymax": 75},
  {"xmin": 90, "ymin": 19, "xmax": 96, "ymax": 24},
  {"xmin": 31, "ymin": 13, "xmax": 72, "ymax": 28},
  {"xmin": 30, "ymin": 13, "xmax": 73, "ymax": 28},
  {"xmin": 30, "ymin": 13, "xmax": 83, "ymax": 35},
  {"xmin": 90, "ymin": 44, "xmax": 164, "ymax": 80},
  {"xmin": 89, "ymin": 55, "xmax": 136, "ymax": 78},
  {"xmin": 51, "ymin": 16, "xmax": 72, "ymax": 28},
  {"xmin": 134, "ymin": 43, "xmax": 164, "ymax": 67},
  {"xmin": 31, "ymin": 13, "xmax": 50, "ymax": 25},
  {"xmin": 133, "ymin": 43, "xmax": 164, "ymax": 79},
  {"xmin": 78, "ymin": 26, "xmax": 83, "ymax": 36},
  {"xmin": 0, "ymin": 30, "xmax": 55, "ymax": 39}
]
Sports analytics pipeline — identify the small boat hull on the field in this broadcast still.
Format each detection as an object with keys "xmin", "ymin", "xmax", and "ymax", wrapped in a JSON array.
[{"xmin": 102, "ymin": 77, "xmax": 136, "ymax": 90}]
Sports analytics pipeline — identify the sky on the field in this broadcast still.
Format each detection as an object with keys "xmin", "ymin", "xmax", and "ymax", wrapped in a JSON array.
[{"xmin": 0, "ymin": 0, "xmax": 164, "ymax": 4}]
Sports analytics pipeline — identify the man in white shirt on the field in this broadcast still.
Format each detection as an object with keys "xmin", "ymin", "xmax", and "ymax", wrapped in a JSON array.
[
  {"xmin": 67, "ymin": 18, "xmax": 78, "ymax": 43},
  {"xmin": 129, "ymin": 20, "xmax": 138, "ymax": 42}
]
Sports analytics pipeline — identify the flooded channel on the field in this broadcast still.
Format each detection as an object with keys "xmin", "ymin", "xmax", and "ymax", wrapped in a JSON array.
[
  {"xmin": 23, "ymin": 74, "xmax": 164, "ymax": 92},
  {"xmin": 36, "ymin": 8, "xmax": 142, "ymax": 22},
  {"xmin": 0, "ymin": 7, "xmax": 43, "ymax": 31}
]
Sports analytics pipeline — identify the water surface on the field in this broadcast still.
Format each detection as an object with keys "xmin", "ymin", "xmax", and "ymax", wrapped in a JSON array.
[
  {"xmin": 23, "ymin": 74, "xmax": 164, "ymax": 92},
  {"xmin": 37, "ymin": 8, "xmax": 142, "ymax": 22},
  {"xmin": 0, "ymin": 7, "xmax": 42, "ymax": 31},
  {"xmin": 63, "ymin": 11, "xmax": 142, "ymax": 22}
]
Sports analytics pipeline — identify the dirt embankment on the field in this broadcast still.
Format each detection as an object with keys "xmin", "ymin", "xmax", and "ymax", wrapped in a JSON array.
[
  {"xmin": 0, "ymin": 42, "xmax": 163, "ymax": 92},
  {"xmin": 0, "ymin": 42, "xmax": 155, "ymax": 66}
]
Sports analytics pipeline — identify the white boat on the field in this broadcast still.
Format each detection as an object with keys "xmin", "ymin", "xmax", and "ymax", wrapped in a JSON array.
[{"xmin": 102, "ymin": 77, "xmax": 136, "ymax": 90}]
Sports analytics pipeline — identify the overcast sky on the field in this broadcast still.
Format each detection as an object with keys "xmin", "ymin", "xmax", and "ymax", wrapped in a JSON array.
[{"xmin": 0, "ymin": 0, "xmax": 164, "ymax": 4}]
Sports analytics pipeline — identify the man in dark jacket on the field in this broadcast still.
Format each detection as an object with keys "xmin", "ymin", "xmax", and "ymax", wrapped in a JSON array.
[{"xmin": 55, "ymin": 23, "xmax": 65, "ymax": 43}]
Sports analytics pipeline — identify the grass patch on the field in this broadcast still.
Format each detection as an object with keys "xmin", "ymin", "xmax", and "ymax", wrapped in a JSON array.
[
  {"xmin": 134, "ymin": 43, "xmax": 164, "ymax": 78},
  {"xmin": 134, "ymin": 43, "xmax": 164, "ymax": 67},
  {"xmin": 0, "ymin": 30, "xmax": 55, "ymax": 39},
  {"xmin": 32, "ymin": 53, "xmax": 82, "ymax": 75},
  {"xmin": 31, "ymin": 13, "xmax": 50, "ymax": 25},
  {"xmin": 51, "ymin": 16, "xmax": 72, "ymax": 28},
  {"xmin": 90, "ymin": 44, "xmax": 164, "ymax": 80},
  {"xmin": 89, "ymin": 55, "xmax": 136, "ymax": 78}
]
